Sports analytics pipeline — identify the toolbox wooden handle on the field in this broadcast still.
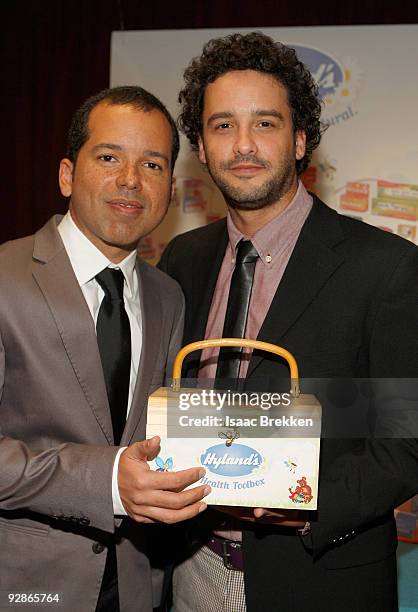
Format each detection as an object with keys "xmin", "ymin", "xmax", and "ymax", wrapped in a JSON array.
[{"xmin": 171, "ymin": 338, "xmax": 300, "ymax": 396}]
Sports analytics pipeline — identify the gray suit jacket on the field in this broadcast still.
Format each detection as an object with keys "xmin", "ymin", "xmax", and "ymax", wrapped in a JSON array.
[{"xmin": 0, "ymin": 216, "xmax": 184, "ymax": 612}]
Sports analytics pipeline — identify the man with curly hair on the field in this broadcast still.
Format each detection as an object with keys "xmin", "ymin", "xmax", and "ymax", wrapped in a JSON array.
[{"xmin": 159, "ymin": 32, "xmax": 418, "ymax": 611}]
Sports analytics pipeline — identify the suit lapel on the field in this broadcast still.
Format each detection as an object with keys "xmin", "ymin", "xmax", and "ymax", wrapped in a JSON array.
[
  {"xmin": 184, "ymin": 221, "xmax": 228, "ymax": 375},
  {"xmin": 122, "ymin": 260, "xmax": 161, "ymax": 444},
  {"xmin": 31, "ymin": 217, "xmax": 113, "ymax": 443},
  {"xmin": 248, "ymin": 198, "xmax": 346, "ymax": 377}
]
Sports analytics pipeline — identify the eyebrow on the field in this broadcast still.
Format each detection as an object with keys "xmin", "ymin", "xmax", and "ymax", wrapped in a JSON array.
[
  {"xmin": 207, "ymin": 109, "xmax": 285, "ymax": 125},
  {"xmin": 207, "ymin": 112, "xmax": 234, "ymax": 125},
  {"xmin": 256, "ymin": 109, "xmax": 285, "ymax": 121},
  {"xmin": 92, "ymin": 143, "xmax": 123, "ymax": 152},
  {"xmin": 92, "ymin": 143, "xmax": 169, "ymax": 163},
  {"xmin": 143, "ymin": 149, "xmax": 169, "ymax": 164}
]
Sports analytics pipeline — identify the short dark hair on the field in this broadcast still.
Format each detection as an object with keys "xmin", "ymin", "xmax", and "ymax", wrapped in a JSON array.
[
  {"xmin": 67, "ymin": 85, "xmax": 180, "ymax": 171},
  {"xmin": 178, "ymin": 32, "xmax": 324, "ymax": 175}
]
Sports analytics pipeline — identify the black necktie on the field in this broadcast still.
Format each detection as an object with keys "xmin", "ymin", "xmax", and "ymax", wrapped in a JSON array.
[
  {"xmin": 96, "ymin": 268, "xmax": 131, "ymax": 445},
  {"xmin": 215, "ymin": 240, "xmax": 259, "ymax": 385}
]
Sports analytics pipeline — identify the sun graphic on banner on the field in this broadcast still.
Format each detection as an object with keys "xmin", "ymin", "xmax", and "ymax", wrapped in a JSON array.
[
  {"xmin": 322, "ymin": 57, "xmax": 364, "ymax": 113},
  {"xmin": 290, "ymin": 45, "xmax": 364, "ymax": 124}
]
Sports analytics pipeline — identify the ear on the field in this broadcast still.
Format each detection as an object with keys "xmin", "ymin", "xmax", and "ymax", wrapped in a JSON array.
[
  {"xmin": 59, "ymin": 158, "xmax": 74, "ymax": 197},
  {"xmin": 197, "ymin": 135, "xmax": 207, "ymax": 165},
  {"xmin": 295, "ymin": 130, "xmax": 306, "ymax": 161}
]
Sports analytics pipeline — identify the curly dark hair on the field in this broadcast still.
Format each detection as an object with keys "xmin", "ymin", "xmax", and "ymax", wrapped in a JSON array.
[
  {"xmin": 67, "ymin": 86, "xmax": 179, "ymax": 172},
  {"xmin": 178, "ymin": 32, "xmax": 324, "ymax": 175}
]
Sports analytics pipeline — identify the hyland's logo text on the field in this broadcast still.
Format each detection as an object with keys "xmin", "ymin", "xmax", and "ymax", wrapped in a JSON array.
[{"xmin": 201, "ymin": 443, "xmax": 263, "ymax": 477}]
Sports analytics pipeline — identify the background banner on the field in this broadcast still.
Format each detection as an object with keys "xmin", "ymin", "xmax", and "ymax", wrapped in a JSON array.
[{"xmin": 111, "ymin": 25, "xmax": 418, "ymax": 264}]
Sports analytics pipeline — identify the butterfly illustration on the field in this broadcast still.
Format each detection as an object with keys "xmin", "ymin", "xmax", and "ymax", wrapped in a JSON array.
[
  {"xmin": 218, "ymin": 427, "xmax": 240, "ymax": 447},
  {"xmin": 155, "ymin": 456, "xmax": 174, "ymax": 472}
]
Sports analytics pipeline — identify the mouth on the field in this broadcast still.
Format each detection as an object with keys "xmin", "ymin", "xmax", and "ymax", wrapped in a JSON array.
[
  {"xmin": 108, "ymin": 199, "xmax": 144, "ymax": 216},
  {"xmin": 228, "ymin": 163, "xmax": 265, "ymax": 177}
]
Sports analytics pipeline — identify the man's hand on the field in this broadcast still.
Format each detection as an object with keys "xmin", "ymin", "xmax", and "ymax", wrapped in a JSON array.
[
  {"xmin": 118, "ymin": 436, "xmax": 210, "ymax": 523},
  {"xmin": 217, "ymin": 505, "xmax": 305, "ymax": 528}
]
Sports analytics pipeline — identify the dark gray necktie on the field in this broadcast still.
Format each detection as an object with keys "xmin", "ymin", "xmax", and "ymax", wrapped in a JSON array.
[
  {"xmin": 95, "ymin": 268, "xmax": 131, "ymax": 445},
  {"xmin": 215, "ymin": 240, "xmax": 259, "ymax": 385}
]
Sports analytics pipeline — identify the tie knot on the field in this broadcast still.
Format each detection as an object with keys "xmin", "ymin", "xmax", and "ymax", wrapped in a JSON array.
[
  {"xmin": 235, "ymin": 240, "xmax": 258, "ymax": 265},
  {"xmin": 95, "ymin": 268, "xmax": 125, "ymax": 301}
]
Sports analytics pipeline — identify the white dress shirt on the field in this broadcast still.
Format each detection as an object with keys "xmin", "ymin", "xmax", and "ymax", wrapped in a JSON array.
[{"xmin": 58, "ymin": 211, "xmax": 139, "ymax": 515}]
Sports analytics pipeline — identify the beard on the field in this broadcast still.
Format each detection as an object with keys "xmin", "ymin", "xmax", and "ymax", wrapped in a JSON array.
[{"xmin": 205, "ymin": 154, "xmax": 297, "ymax": 211}]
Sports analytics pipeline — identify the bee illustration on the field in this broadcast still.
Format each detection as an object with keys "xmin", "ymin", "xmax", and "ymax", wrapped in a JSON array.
[
  {"xmin": 155, "ymin": 456, "xmax": 174, "ymax": 472},
  {"xmin": 218, "ymin": 427, "xmax": 240, "ymax": 447},
  {"xmin": 284, "ymin": 457, "xmax": 298, "ymax": 473}
]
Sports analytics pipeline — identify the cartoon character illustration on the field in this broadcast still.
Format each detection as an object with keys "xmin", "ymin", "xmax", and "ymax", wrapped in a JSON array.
[
  {"xmin": 284, "ymin": 457, "xmax": 298, "ymax": 473},
  {"xmin": 155, "ymin": 456, "xmax": 174, "ymax": 472},
  {"xmin": 289, "ymin": 476, "xmax": 313, "ymax": 504},
  {"xmin": 218, "ymin": 427, "xmax": 240, "ymax": 447}
]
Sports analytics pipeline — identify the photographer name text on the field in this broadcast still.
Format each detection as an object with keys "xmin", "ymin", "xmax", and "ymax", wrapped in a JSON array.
[{"xmin": 178, "ymin": 414, "xmax": 313, "ymax": 428}]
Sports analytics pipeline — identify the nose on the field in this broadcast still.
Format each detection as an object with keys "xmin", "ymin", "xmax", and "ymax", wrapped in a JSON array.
[
  {"xmin": 116, "ymin": 162, "xmax": 141, "ymax": 190},
  {"xmin": 233, "ymin": 126, "xmax": 257, "ymax": 157}
]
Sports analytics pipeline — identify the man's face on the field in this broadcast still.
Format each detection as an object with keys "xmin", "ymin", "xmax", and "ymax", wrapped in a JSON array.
[
  {"xmin": 59, "ymin": 102, "xmax": 174, "ymax": 262},
  {"xmin": 198, "ymin": 70, "xmax": 306, "ymax": 210}
]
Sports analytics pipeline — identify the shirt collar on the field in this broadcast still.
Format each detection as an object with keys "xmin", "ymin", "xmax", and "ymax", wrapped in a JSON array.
[
  {"xmin": 226, "ymin": 181, "xmax": 313, "ymax": 266},
  {"xmin": 57, "ymin": 211, "xmax": 137, "ymax": 295}
]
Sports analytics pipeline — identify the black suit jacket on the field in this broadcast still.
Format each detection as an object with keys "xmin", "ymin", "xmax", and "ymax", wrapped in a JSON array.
[{"xmin": 159, "ymin": 197, "xmax": 418, "ymax": 609}]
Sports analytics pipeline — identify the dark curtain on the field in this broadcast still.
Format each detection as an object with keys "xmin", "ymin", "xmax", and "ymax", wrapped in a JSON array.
[{"xmin": 3, "ymin": 0, "xmax": 418, "ymax": 243}]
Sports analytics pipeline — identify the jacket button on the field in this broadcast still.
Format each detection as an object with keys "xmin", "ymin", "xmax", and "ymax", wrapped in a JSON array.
[{"xmin": 92, "ymin": 542, "xmax": 105, "ymax": 554}]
